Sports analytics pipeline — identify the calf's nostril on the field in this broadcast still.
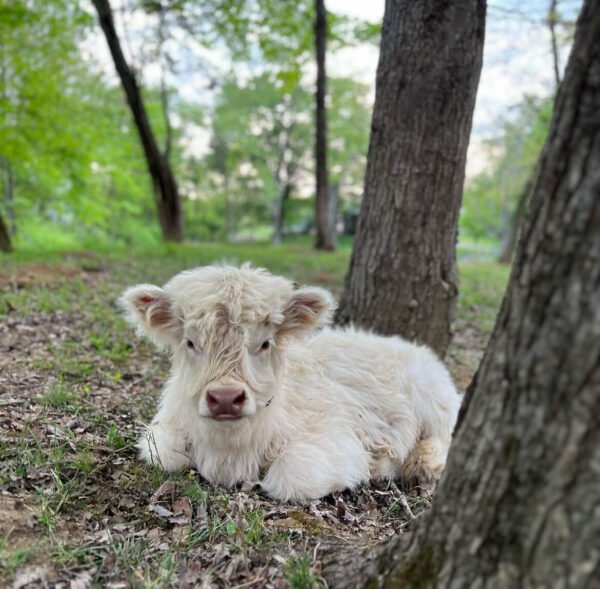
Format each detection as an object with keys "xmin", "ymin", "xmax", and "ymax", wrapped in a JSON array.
[{"xmin": 233, "ymin": 391, "xmax": 246, "ymax": 406}]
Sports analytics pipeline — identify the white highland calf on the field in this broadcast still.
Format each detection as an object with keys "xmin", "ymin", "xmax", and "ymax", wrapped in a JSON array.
[{"xmin": 120, "ymin": 265, "xmax": 461, "ymax": 502}]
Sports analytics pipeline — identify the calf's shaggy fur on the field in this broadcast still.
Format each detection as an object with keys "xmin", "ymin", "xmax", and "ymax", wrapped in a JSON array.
[{"xmin": 121, "ymin": 265, "xmax": 461, "ymax": 501}]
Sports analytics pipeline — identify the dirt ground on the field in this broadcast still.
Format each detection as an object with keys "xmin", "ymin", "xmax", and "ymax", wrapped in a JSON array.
[{"xmin": 0, "ymin": 251, "xmax": 505, "ymax": 588}]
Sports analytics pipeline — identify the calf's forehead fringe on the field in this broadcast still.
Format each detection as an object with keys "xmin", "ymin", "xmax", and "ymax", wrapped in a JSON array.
[{"xmin": 164, "ymin": 264, "xmax": 293, "ymax": 326}]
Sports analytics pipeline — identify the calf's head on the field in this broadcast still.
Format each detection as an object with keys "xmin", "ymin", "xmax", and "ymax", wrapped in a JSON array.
[{"xmin": 120, "ymin": 265, "xmax": 334, "ymax": 422}]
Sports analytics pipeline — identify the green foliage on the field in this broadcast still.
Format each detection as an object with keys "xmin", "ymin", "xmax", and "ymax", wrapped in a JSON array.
[
  {"xmin": 0, "ymin": 0, "xmax": 163, "ymax": 246},
  {"xmin": 328, "ymin": 77, "xmax": 371, "ymax": 210},
  {"xmin": 200, "ymin": 72, "xmax": 370, "ymax": 240},
  {"xmin": 461, "ymin": 97, "xmax": 553, "ymax": 242},
  {"xmin": 0, "ymin": 0, "xmax": 374, "ymax": 251}
]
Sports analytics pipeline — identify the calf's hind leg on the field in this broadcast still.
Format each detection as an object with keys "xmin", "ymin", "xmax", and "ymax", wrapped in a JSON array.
[
  {"xmin": 399, "ymin": 437, "xmax": 449, "ymax": 494},
  {"xmin": 260, "ymin": 433, "xmax": 370, "ymax": 502}
]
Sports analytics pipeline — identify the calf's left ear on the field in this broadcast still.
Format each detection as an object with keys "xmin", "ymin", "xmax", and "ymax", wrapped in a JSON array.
[
  {"xmin": 119, "ymin": 284, "xmax": 182, "ymax": 349},
  {"xmin": 279, "ymin": 286, "xmax": 335, "ymax": 335}
]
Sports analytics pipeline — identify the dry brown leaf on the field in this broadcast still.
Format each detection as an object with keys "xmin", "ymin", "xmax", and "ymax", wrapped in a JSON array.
[
  {"xmin": 149, "ymin": 479, "xmax": 177, "ymax": 503},
  {"xmin": 69, "ymin": 568, "xmax": 97, "ymax": 589}
]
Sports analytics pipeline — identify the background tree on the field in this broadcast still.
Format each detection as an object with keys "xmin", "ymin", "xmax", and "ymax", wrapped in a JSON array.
[
  {"xmin": 202, "ymin": 73, "xmax": 368, "ymax": 243},
  {"xmin": 314, "ymin": 0, "xmax": 334, "ymax": 250},
  {"xmin": 328, "ymin": 77, "xmax": 371, "ymax": 223},
  {"xmin": 335, "ymin": 0, "xmax": 486, "ymax": 357},
  {"xmin": 326, "ymin": 0, "xmax": 600, "ymax": 584},
  {"xmin": 92, "ymin": 0, "xmax": 183, "ymax": 242},
  {"xmin": 0, "ymin": 213, "xmax": 11, "ymax": 252},
  {"xmin": 204, "ymin": 74, "xmax": 313, "ymax": 243}
]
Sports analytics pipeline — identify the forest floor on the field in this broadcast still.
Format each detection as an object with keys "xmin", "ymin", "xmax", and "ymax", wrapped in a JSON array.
[{"xmin": 0, "ymin": 242, "xmax": 509, "ymax": 589}]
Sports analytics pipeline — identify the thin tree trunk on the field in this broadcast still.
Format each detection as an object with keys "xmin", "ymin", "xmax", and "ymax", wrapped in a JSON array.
[
  {"xmin": 272, "ymin": 183, "xmax": 293, "ymax": 246},
  {"xmin": 92, "ymin": 0, "xmax": 183, "ymax": 242},
  {"xmin": 0, "ymin": 210, "xmax": 12, "ymax": 252},
  {"xmin": 314, "ymin": 0, "xmax": 335, "ymax": 251},
  {"xmin": 325, "ymin": 1, "xmax": 600, "ymax": 585},
  {"xmin": 328, "ymin": 180, "xmax": 338, "ymax": 239},
  {"xmin": 213, "ymin": 137, "xmax": 234, "ymax": 242},
  {"xmin": 157, "ymin": 6, "xmax": 173, "ymax": 162},
  {"xmin": 225, "ymin": 175, "xmax": 234, "ymax": 243},
  {"xmin": 497, "ymin": 176, "xmax": 532, "ymax": 264},
  {"xmin": 1, "ymin": 157, "xmax": 16, "ymax": 236},
  {"xmin": 335, "ymin": 0, "xmax": 485, "ymax": 357},
  {"xmin": 549, "ymin": 0, "xmax": 561, "ymax": 90}
]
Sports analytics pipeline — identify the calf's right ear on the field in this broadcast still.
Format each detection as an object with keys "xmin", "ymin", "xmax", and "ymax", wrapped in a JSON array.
[
  {"xmin": 279, "ymin": 286, "xmax": 335, "ymax": 336},
  {"xmin": 119, "ymin": 284, "xmax": 181, "ymax": 349}
]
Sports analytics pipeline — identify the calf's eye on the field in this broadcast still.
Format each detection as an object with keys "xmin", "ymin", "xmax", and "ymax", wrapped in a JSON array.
[
  {"xmin": 260, "ymin": 340, "xmax": 271, "ymax": 351},
  {"xmin": 186, "ymin": 339, "xmax": 195, "ymax": 350}
]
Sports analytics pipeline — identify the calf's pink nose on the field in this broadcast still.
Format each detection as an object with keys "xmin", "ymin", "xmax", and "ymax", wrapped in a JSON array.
[{"xmin": 206, "ymin": 387, "xmax": 246, "ymax": 419}]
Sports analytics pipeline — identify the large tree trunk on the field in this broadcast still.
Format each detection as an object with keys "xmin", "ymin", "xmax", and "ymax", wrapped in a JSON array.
[
  {"xmin": 334, "ymin": 0, "xmax": 485, "ymax": 357},
  {"xmin": 326, "ymin": 1, "xmax": 600, "ymax": 585},
  {"xmin": 314, "ymin": 0, "xmax": 335, "ymax": 251},
  {"xmin": 92, "ymin": 0, "xmax": 183, "ymax": 242},
  {"xmin": 0, "ymin": 210, "xmax": 12, "ymax": 252}
]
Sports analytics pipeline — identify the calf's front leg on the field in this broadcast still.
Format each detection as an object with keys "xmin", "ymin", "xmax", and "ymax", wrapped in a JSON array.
[{"xmin": 137, "ymin": 421, "xmax": 192, "ymax": 472}]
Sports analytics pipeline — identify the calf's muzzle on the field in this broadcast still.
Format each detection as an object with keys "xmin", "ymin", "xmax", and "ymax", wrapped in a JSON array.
[{"xmin": 206, "ymin": 386, "xmax": 246, "ymax": 420}]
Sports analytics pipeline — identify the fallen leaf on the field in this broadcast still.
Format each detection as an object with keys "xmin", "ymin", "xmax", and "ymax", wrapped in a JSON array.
[
  {"xmin": 13, "ymin": 565, "xmax": 48, "ymax": 589},
  {"xmin": 178, "ymin": 564, "xmax": 203, "ymax": 588},
  {"xmin": 148, "ymin": 504, "xmax": 173, "ymax": 518},
  {"xmin": 70, "ymin": 568, "xmax": 96, "ymax": 589},
  {"xmin": 170, "ymin": 497, "xmax": 192, "ymax": 526},
  {"xmin": 149, "ymin": 480, "xmax": 176, "ymax": 503}
]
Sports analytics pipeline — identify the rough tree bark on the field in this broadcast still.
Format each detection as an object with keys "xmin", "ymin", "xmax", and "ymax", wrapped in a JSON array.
[
  {"xmin": 92, "ymin": 0, "xmax": 183, "ymax": 242},
  {"xmin": 325, "ymin": 1, "xmax": 600, "ymax": 585},
  {"xmin": 335, "ymin": 0, "xmax": 485, "ymax": 356},
  {"xmin": 314, "ymin": 0, "xmax": 335, "ymax": 251}
]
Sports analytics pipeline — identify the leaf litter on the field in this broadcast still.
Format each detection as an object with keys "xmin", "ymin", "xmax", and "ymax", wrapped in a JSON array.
[{"xmin": 0, "ymin": 257, "xmax": 490, "ymax": 588}]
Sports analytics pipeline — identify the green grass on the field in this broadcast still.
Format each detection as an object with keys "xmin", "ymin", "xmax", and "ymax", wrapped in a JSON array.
[
  {"xmin": 106, "ymin": 423, "xmax": 127, "ymax": 450},
  {"xmin": 284, "ymin": 555, "xmax": 323, "ymax": 589},
  {"xmin": 459, "ymin": 263, "xmax": 510, "ymax": 331},
  {"xmin": 0, "ymin": 539, "xmax": 41, "ymax": 571},
  {"xmin": 38, "ymin": 380, "xmax": 76, "ymax": 409}
]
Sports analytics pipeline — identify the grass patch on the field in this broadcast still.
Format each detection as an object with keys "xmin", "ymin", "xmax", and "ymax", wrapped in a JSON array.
[
  {"xmin": 0, "ymin": 539, "xmax": 41, "ymax": 571},
  {"xmin": 459, "ymin": 263, "xmax": 509, "ymax": 332},
  {"xmin": 38, "ymin": 380, "xmax": 77, "ymax": 409},
  {"xmin": 284, "ymin": 555, "xmax": 323, "ymax": 589}
]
